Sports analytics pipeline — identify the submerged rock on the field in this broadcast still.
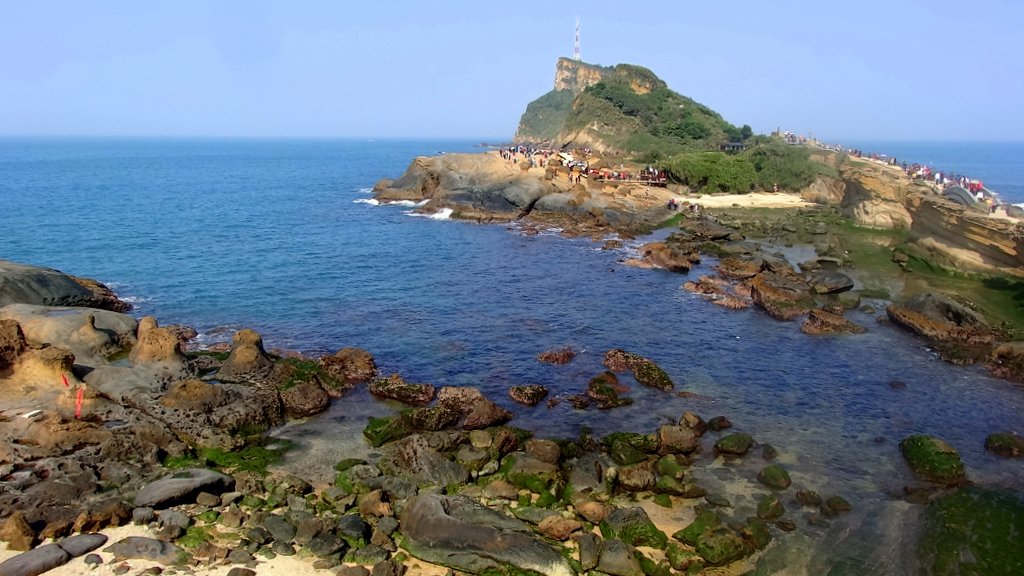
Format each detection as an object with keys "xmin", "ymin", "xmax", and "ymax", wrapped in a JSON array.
[
  {"xmin": 985, "ymin": 432, "xmax": 1024, "ymax": 457},
  {"xmin": 900, "ymin": 435, "xmax": 967, "ymax": 486},
  {"xmin": 508, "ymin": 384, "xmax": 549, "ymax": 406},
  {"xmin": 918, "ymin": 487, "xmax": 1024, "ymax": 576},
  {"xmin": 368, "ymin": 374, "xmax": 435, "ymax": 406}
]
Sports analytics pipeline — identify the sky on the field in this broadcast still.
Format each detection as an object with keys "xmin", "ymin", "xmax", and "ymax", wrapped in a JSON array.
[{"xmin": 1, "ymin": 0, "xmax": 1021, "ymax": 142}]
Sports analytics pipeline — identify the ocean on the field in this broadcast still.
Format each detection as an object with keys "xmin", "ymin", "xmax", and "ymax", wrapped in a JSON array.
[{"xmin": 2, "ymin": 137, "xmax": 1023, "ymax": 573}]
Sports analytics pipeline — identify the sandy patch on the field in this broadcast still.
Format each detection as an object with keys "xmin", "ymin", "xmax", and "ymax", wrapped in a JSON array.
[{"xmin": 684, "ymin": 192, "xmax": 813, "ymax": 209}]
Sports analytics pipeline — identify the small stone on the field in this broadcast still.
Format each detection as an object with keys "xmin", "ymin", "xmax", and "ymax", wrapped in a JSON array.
[
  {"xmin": 84, "ymin": 553, "xmax": 103, "ymax": 566},
  {"xmin": 706, "ymin": 416, "xmax": 732, "ymax": 431},
  {"xmin": 538, "ymin": 515, "xmax": 582, "ymax": 540},
  {"xmin": 132, "ymin": 507, "xmax": 156, "ymax": 526},
  {"xmin": 227, "ymin": 549, "xmax": 255, "ymax": 565},
  {"xmin": 196, "ymin": 492, "xmax": 221, "ymax": 507},
  {"xmin": 576, "ymin": 532, "xmax": 601, "ymax": 571},
  {"xmin": 271, "ymin": 541, "xmax": 295, "ymax": 556},
  {"xmin": 483, "ymin": 480, "xmax": 519, "ymax": 500},
  {"xmin": 226, "ymin": 568, "xmax": 256, "ymax": 576}
]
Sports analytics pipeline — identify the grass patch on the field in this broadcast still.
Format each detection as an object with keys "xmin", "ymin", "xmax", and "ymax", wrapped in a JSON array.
[
  {"xmin": 276, "ymin": 357, "xmax": 327, "ymax": 391},
  {"xmin": 162, "ymin": 437, "xmax": 294, "ymax": 475}
]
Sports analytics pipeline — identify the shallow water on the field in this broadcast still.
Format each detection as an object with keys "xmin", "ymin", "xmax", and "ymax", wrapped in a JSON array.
[{"xmin": 3, "ymin": 138, "xmax": 1023, "ymax": 573}]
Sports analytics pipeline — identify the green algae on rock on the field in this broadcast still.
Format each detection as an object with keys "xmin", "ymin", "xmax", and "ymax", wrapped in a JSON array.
[
  {"xmin": 899, "ymin": 435, "xmax": 967, "ymax": 485},
  {"xmin": 918, "ymin": 488, "xmax": 1024, "ymax": 576},
  {"xmin": 757, "ymin": 464, "xmax": 792, "ymax": 489}
]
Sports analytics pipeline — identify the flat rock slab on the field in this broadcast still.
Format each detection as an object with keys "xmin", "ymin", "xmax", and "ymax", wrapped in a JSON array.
[
  {"xmin": 103, "ymin": 536, "xmax": 183, "ymax": 565},
  {"xmin": 57, "ymin": 533, "xmax": 108, "ymax": 557},
  {"xmin": 133, "ymin": 468, "xmax": 235, "ymax": 509},
  {"xmin": 0, "ymin": 543, "xmax": 71, "ymax": 576},
  {"xmin": 400, "ymin": 493, "xmax": 573, "ymax": 576}
]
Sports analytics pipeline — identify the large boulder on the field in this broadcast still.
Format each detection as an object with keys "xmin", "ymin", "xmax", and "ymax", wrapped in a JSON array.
[
  {"xmin": 0, "ymin": 260, "xmax": 130, "ymax": 312},
  {"xmin": 160, "ymin": 379, "xmax": 228, "ymax": 412},
  {"xmin": 216, "ymin": 329, "xmax": 274, "ymax": 381},
  {"xmin": 133, "ymin": 468, "xmax": 235, "ymax": 509},
  {"xmin": 0, "ymin": 304, "xmax": 137, "ymax": 363},
  {"xmin": 279, "ymin": 379, "xmax": 331, "ymax": 418},
  {"xmin": 400, "ymin": 493, "xmax": 574, "ymax": 576},
  {"xmin": 986, "ymin": 341, "xmax": 1024, "ymax": 383},
  {"xmin": 0, "ymin": 318, "xmax": 27, "ymax": 369},
  {"xmin": 887, "ymin": 293, "xmax": 993, "ymax": 346},
  {"xmin": 103, "ymin": 537, "xmax": 183, "ymax": 565},
  {"xmin": 0, "ymin": 543, "xmax": 71, "ymax": 576},
  {"xmin": 130, "ymin": 316, "xmax": 187, "ymax": 366},
  {"xmin": 319, "ymin": 347, "xmax": 377, "ymax": 394},
  {"xmin": 801, "ymin": 309, "xmax": 866, "ymax": 335},
  {"xmin": 900, "ymin": 435, "xmax": 967, "ymax": 486},
  {"xmin": 749, "ymin": 271, "xmax": 813, "ymax": 321},
  {"xmin": 639, "ymin": 241, "xmax": 698, "ymax": 273},
  {"xmin": 369, "ymin": 374, "xmax": 435, "ymax": 406},
  {"xmin": 917, "ymin": 488, "xmax": 1024, "ymax": 576},
  {"xmin": 378, "ymin": 434, "xmax": 468, "ymax": 488}
]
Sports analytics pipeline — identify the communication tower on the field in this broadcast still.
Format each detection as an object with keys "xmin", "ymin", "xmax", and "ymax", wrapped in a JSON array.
[{"xmin": 573, "ymin": 17, "xmax": 580, "ymax": 61}]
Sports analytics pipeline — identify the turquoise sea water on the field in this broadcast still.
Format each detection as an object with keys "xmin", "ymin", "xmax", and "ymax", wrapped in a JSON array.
[{"xmin": 2, "ymin": 137, "xmax": 1024, "ymax": 572}]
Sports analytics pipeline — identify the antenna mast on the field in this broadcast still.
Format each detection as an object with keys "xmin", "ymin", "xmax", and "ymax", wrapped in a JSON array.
[{"xmin": 573, "ymin": 17, "xmax": 581, "ymax": 61}]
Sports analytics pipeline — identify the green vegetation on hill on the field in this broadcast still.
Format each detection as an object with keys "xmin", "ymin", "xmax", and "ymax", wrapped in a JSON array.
[
  {"xmin": 662, "ymin": 140, "xmax": 822, "ymax": 194},
  {"xmin": 515, "ymin": 59, "xmax": 825, "ymax": 194},
  {"xmin": 516, "ymin": 89, "xmax": 574, "ymax": 143},
  {"xmin": 565, "ymin": 65, "xmax": 747, "ymax": 155}
]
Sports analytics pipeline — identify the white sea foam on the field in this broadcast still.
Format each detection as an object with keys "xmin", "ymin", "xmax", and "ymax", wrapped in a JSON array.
[
  {"xmin": 353, "ymin": 198, "xmax": 380, "ymax": 205},
  {"xmin": 118, "ymin": 295, "xmax": 152, "ymax": 304},
  {"xmin": 407, "ymin": 208, "xmax": 454, "ymax": 220},
  {"xmin": 356, "ymin": 187, "xmax": 373, "ymax": 195}
]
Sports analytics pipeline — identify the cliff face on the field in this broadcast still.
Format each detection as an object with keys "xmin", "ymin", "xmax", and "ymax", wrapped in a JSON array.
[
  {"xmin": 516, "ymin": 58, "xmax": 732, "ymax": 154},
  {"xmin": 553, "ymin": 57, "xmax": 612, "ymax": 94},
  {"xmin": 803, "ymin": 152, "xmax": 1024, "ymax": 275},
  {"xmin": 906, "ymin": 195, "xmax": 1024, "ymax": 274}
]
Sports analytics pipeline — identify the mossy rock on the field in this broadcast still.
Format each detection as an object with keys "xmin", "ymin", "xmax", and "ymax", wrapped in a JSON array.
[
  {"xmin": 822, "ymin": 495, "xmax": 852, "ymax": 517},
  {"xmin": 665, "ymin": 543, "xmax": 703, "ymax": 571},
  {"xmin": 653, "ymin": 494, "xmax": 673, "ymax": 508},
  {"xmin": 899, "ymin": 435, "xmax": 967, "ymax": 485},
  {"xmin": 714, "ymin": 433, "xmax": 755, "ymax": 457},
  {"xmin": 654, "ymin": 475, "xmax": 687, "ymax": 496},
  {"xmin": 407, "ymin": 405, "xmax": 460, "ymax": 432},
  {"xmin": 984, "ymin": 432, "xmax": 1024, "ymax": 458},
  {"xmin": 334, "ymin": 458, "xmax": 367, "ymax": 472},
  {"xmin": 632, "ymin": 359, "xmax": 674, "ymax": 391},
  {"xmin": 602, "ymin": 432, "xmax": 660, "ymax": 453},
  {"xmin": 757, "ymin": 464, "xmax": 792, "ymax": 489},
  {"xmin": 756, "ymin": 494, "xmax": 784, "ymax": 520},
  {"xmin": 606, "ymin": 506, "xmax": 668, "ymax": 550},
  {"xmin": 636, "ymin": 552, "xmax": 674, "ymax": 576},
  {"xmin": 695, "ymin": 527, "xmax": 750, "ymax": 566},
  {"xmin": 673, "ymin": 510, "xmax": 721, "ymax": 546},
  {"xmin": 506, "ymin": 471, "xmax": 551, "ymax": 494},
  {"xmin": 741, "ymin": 518, "xmax": 772, "ymax": 550},
  {"xmin": 361, "ymin": 415, "xmax": 412, "ymax": 448},
  {"xmin": 609, "ymin": 439, "xmax": 649, "ymax": 466},
  {"xmin": 654, "ymin": 455, "xmax": 684, "ymax": 479},
  {"xmin": 918, "ymin": 487, "xmax": 1024, "ymax": 576}
]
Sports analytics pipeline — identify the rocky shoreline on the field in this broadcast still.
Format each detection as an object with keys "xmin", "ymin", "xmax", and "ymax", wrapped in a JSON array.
[{"xmin": 2, "ymin": 256, "xmax": 1024, "ymax": 576}]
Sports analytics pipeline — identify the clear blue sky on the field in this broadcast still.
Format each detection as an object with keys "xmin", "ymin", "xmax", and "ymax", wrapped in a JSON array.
[{"xmin": 1, "ymin": 1, "xmax": 1020, "ymax": 142}]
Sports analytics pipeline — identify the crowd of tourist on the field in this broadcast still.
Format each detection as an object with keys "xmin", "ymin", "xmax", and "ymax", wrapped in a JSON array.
[{"xmin": 776, "ymin": 129, "xmax": 1005, "ymax": 215}]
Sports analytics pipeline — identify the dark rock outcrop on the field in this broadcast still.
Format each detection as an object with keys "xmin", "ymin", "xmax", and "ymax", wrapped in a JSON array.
[
  {"xmin": 400, "ymin": 493, "xmax": 574, "ymax": 576},
  {"xmin": 0, "ymin": 260, "xmax": 131, "ymax": 312},
  {"xmin": 133, "ymin": 468, "xmax": 235, "ymax": 509}
]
